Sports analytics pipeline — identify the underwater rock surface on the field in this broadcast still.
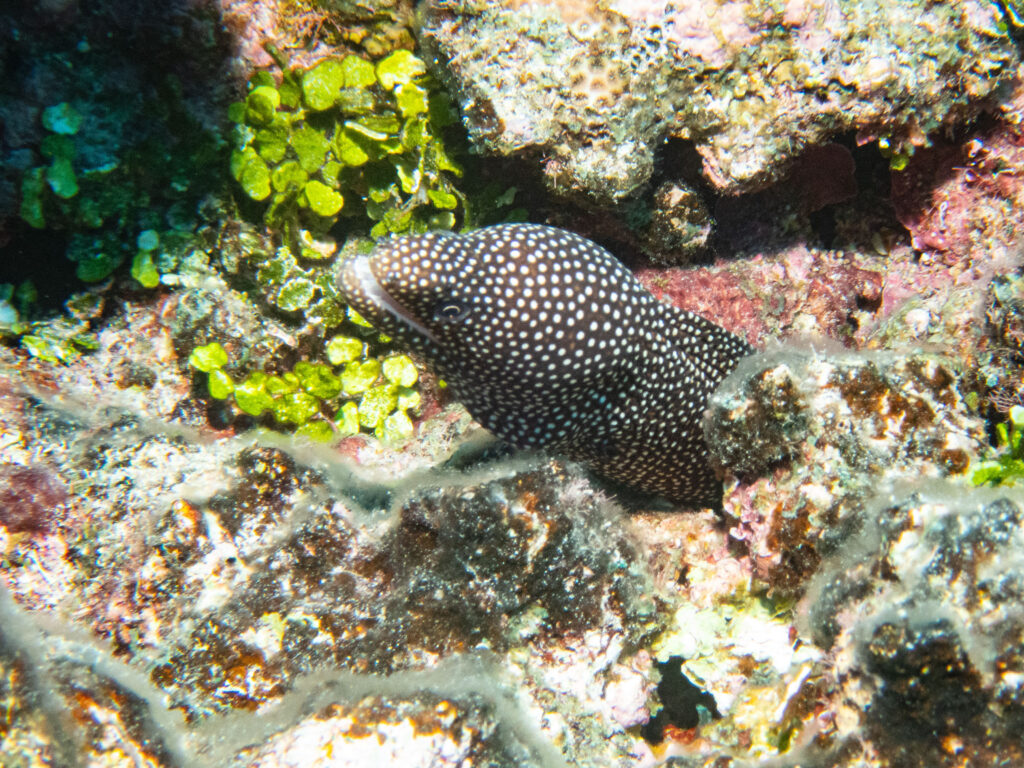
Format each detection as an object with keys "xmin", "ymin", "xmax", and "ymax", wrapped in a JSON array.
[
  {"xmin": 4, "ymin": 0, "xmax": 1024, "ymax": 766},
  {"xmin": 806, "ymin": 489, "xmax": 1024, "ymax": 768},
  {"xmin": 421, "ymin": 0, "xmax": 1017, "ymax": 201},
  {"xmin": 707, "ymin": 349, "xmax": 984, "ymax": 593},
  {"xmin": 0, "ymin": 327, "xmax": 660, "ymax": 766},
  {"xmin": 0, "ymin": 278, "xmax": 1018, "ymax": 766}
]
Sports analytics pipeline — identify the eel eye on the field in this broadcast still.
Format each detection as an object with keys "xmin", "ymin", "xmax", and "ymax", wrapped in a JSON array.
[{"xmin": 435, "ymin": 301, "xmax": 468, "ymax": 322}]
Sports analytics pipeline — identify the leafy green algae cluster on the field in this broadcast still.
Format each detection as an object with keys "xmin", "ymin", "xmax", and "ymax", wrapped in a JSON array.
[
  {"xmin": 19, "ymin": 103, "xmax": 83, "ymax": 230},
  {"xmin": 229, "ymin": 49, "xmax": 462, "ymax": 245},
  {"xmin": 18, "ymin": 88, "xmax": 224, "ymax": 284},
  {"xmin": 226, "ymin": 48, "xmax": 464, "ymax": 328},
  {"xmin": 189, "ymin": 331, "xmax": 421, "ymax": 443},
  {"xmin": 0, "ymin": 286, "xmax": 102, "ymax": 365},
  {"xmin": 207, "ymin": 48, "xmax": 468, "ymax": 442},
  {"xmin": 972, "ymin": 405, "xmax": 1024, "ymax": 487}
]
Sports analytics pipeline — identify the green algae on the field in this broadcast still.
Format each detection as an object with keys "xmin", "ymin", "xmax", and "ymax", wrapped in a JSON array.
[
  {"xmin": 130, "ymin": 230, "xmax": 163, "ymax": 289},
  {"xmin": 207, "ymin": 369, "xmax": 235, "ymax": 400},
  {"xmin": 17, "ymin": 80, "xmax": 225, "ymax": 286},
  {"xmin": 228, "ymin": 48, "xmax": 465, "ymax": 265},
  {"xmin": 225, "ymin": 47, "xmax": 520, "ymax": 341},
  {"xmin": 234, "ymin": 373, "xmax": 277, "ymax": 417},
  {"xmin": 341, "ymin": 359, "xmax": 380, "ymax": 395},
  {"xmin": 188, "ymin": 342, "xmax": 230, "ymax": 373},
  {"xmin": 382, "ymin": 354, "xmax": 417, "ymax": 387},
  {"xmin": 325, "ymin": 335, "xmax": 364, "ymax": 364},
  {"xmin": 225, "ymin": 45, "xmax": 468, "ymax": 338},
  {"xmin": 972, "ymin": 405, "xmax": 1024, "ymax": 487},
  {"xmin": 19, "ymin": 169, "xmax": 47, "ymax": 230},
  {"xmin": 41, "ymin": 102, "xmax": 83, "ymax": 135},
  {"xmin": 0, "ymin": 289, "xmax": 102, "ymax": 365},
  {"xmin": 187, "ymin": 337, "xmax": 422, "ymax": 443}
]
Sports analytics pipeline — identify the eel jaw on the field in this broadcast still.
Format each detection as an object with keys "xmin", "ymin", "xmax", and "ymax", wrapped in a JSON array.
[{"xmin": 343, "ymin": 255, "xmax": 440, "ymax": 346}]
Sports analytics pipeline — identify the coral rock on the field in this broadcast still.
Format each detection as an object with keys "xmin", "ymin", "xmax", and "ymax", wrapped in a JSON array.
[
  {"xmin": 706, "ymin": 349, "xmax": 985, "ymax": 593},
  {"xmin": 421, "ymin": 0, "xmax": 1017, "ymax": 200},
  {"xmin": 804, "ymin": 490, "xmax": 1024, "ymax": 766}
]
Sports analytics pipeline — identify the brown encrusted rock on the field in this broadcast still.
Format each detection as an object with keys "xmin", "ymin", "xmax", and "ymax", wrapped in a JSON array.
[
  {"xmin": 802, "ymin": 490, "xmax": 1024, "ymax": 767},
  {"xmin": 420, "ymin": 0, "xmax": 1017, "ymax": 201},
  {"xmin": 639, "ymin": 181, "xmax": 714, "ymax": 265},
  {"xmin": 705, "ymin": 349, "xmax": 985, "ymax": 594}
]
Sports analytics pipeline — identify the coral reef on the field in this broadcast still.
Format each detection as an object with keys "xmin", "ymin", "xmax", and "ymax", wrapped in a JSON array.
[
  {"xmin": 3, "ymin": 0, "xmax": 1024, "ymax": 765},
  {"xmin": 420, "ymin": 0, "xmax": 1018, "ymax": 202},
  {"xmin": 977, "ymin": 272, "xmax": 1024, "ymax": 443},
  {"xmin": 0, "ymin": 464, "xmax": 67, "ymax": 535},
  {"xmin": 1, "ymin": 277, "xmax": 1011, "ymax": 766},
  {"xmin": 0, "ymin": 326, "xmax": 658, "ymax": 765}
]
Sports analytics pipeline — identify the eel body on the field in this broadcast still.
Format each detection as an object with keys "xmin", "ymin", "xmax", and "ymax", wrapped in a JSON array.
[{"xmin": 338, "ymin": 223, "xmax": 752, "ymax": 505}]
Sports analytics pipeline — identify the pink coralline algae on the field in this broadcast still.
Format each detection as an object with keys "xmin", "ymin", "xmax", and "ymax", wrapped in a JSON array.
[
  {"xmin": 636, "ymin": 248, "xmax": 885, "ymax": 346},
  {"xmin": 891, "ymin": 111, "xmax": 1024, "ymax": 265},
  {"xmin": 0, "ymin": 463, "xmax": 68, "ymax": 535}
]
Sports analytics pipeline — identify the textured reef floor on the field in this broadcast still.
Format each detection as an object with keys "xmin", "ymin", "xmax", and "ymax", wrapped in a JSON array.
[{"xmin": 4, "ymin": 1, "xmax": 1024, "ymax": 767}]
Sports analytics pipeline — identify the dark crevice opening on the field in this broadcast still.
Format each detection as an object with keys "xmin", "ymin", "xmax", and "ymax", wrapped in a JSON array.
[
  {"xmin": 1, "ymin": 226, "xmax": 77, "ymax": 311},
  {"xmin": 641, "ymin": 655, "xmax": 721, "ymax": 744}
]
